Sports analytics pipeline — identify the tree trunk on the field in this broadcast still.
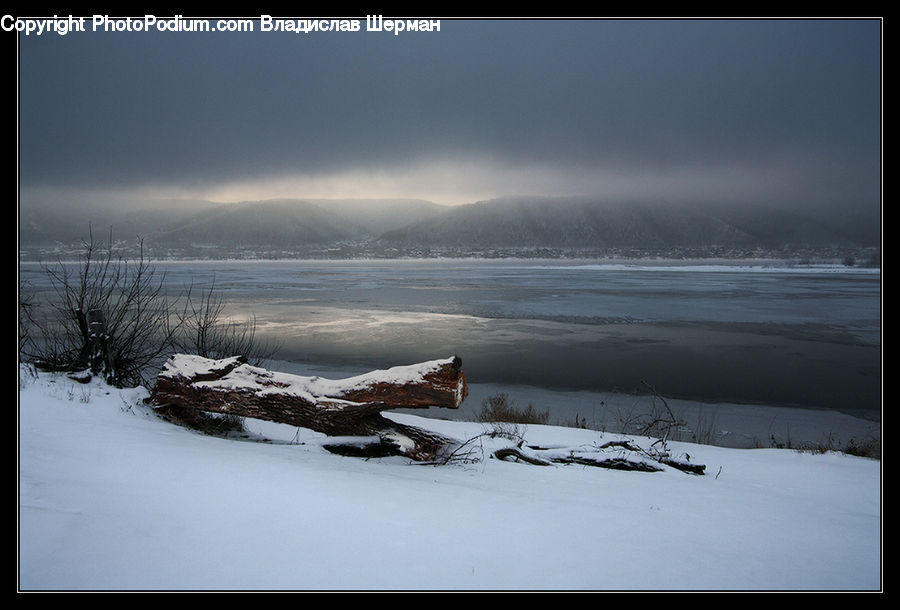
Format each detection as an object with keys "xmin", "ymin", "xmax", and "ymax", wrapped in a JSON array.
[{"xmin": 148, "ymin": 354, "xmax": 468, "ymax": 461}]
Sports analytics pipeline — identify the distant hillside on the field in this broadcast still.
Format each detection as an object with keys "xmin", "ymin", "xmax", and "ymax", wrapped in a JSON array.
[
  {"xmin": 156, "ymin": 200, "xmax": 356, "ymax": 247},
  {"xmin": 19, "ymin": 195, "xmax": 878, "ymax": 259},
  {"xmin": 153, "ymin": 198, "xmax": 447, "ymax": 247},
  {"xmin": 300, "ymin": 198, "xmax": 446, "ymax": 236},
  {"xmin": 19, "ymin": 198, "xmax": 446, "ymax": 250},
  {"xmin": 19, "ymin": 199, "xmax": 220, "ymax": 246},
  {"xmin": 377, "ymin": 196, "xmax": 875, "ymax": 251}
]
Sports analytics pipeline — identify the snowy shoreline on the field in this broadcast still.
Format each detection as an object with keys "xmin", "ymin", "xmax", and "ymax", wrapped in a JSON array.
[
  {"xmin": 18, "ymin": 256, "xmax": 883, "ymax": 273},
  {"xmin": 18, "ymin": 365, "xmax": 882, "ymax": 591},
  {"xmin": 270, "ymin": 359, "xmax": 881, "ymax": 452}
]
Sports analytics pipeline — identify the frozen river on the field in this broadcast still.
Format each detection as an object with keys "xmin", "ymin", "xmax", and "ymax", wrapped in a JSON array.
[{"xmin": 20, "ymin": 258, "xmax": 882, "ymax": 446}]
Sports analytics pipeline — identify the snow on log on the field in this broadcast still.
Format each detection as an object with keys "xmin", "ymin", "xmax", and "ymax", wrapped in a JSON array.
[{"xmin": 148, "ymin": 354, "xmax": 468, "ymax": 461}]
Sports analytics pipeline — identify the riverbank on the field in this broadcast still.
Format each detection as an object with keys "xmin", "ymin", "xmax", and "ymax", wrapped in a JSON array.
[
  {"xmin": 18, "ymin": 364, "xmax": 882, "ymax": 591},
  {"xmin": 272, "ymin": 359, "xmax": 882, "ymax": 452}
]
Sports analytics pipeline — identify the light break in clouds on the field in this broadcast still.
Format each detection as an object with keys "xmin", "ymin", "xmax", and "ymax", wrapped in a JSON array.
[{"xmin": 15, "ymin": 17, "xmax": 882, "ymax": 211}]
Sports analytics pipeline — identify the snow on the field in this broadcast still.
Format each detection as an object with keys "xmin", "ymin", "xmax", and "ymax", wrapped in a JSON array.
[
  {"xmin": 519, "ymin": 263, "xmax": 882, "ymax": 275},
  {"xmin": 18, "ymin": 365, "xmax": 881, "ymax": 591},
  {"xmin": 161, "ymin": 353, "xmax": 459, "ymax": 407}
]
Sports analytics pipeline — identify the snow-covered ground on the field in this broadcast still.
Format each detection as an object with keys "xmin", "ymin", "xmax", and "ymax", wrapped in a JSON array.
[{"xmin": 18, "ymin": 365, "xmax": 882, "ymax": 591}]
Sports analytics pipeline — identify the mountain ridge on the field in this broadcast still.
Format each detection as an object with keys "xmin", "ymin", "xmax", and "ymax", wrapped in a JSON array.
[
  {"xmin": 377, "ymin": 195, "xmax": 876, "ymax": 250},
  {"xmin": 19, "ymin": 195, "xmax": 879, "ymax": 259}
]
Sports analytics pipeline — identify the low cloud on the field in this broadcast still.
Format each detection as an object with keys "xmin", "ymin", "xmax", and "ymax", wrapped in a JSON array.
[
  {"xmin": 21, "ymin": 150, "xmax": 874, "ymax": 214},
  {"xmin": 17, "ymin": 19, "xmax": 881, "ymax": 216}
]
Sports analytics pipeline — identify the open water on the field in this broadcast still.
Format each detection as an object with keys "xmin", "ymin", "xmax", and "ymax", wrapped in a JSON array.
[{"xmin": 21, "ymin": 258, "xmax": 882, "ymax": 447}]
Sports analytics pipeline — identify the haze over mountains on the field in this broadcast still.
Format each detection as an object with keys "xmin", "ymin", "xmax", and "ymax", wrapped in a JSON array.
[{"xmin": 19, "ymin": 196, "xmax": 879, "ymax": 261}]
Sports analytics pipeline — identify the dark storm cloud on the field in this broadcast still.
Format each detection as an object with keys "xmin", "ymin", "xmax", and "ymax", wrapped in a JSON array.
[{"xmin": 16, "ymin": 18, "xmax": 881, "ymax": 207}]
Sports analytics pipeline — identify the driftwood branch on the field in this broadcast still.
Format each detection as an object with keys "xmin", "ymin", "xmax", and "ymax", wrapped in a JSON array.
[
  {"xmin": 149, "ymin": 354, "xmax": 468, "ymax": 461},
  {"xmin": 493, "ymin": 447, "xmax": 552, "ymax": 466},
  {"xmin": 148, "ymin": 354, "xmax": 707, "ymax": 474},
  {"xmin": 492, "ymin": 439, "xmax": 706, "ymax": 475}
]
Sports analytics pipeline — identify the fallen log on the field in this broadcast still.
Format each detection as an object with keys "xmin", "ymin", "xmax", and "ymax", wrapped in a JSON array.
[{"xmin": 149, "ymin": 354, "xmax": 468, "ymax": 461}]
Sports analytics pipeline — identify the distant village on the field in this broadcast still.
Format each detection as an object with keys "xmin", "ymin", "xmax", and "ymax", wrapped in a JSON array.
[{"xmin": 19, "ymin": 240, "xmax": 881, "ymax": 267}]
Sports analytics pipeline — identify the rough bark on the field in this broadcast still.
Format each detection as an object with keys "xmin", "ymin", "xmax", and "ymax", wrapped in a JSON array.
[{"xmin": 148, "ymin": 354, "xmax": 468, "ymax": 461}]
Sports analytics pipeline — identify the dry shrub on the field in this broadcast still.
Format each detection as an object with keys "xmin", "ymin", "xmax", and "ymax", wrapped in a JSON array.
[{"xmin": 476, "ymin": 393, "xmax": 549, "ymax": 425}]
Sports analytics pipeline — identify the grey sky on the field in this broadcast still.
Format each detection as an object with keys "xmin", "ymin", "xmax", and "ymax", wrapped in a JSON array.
[{"xmin": 16, "ymin": 17, "xmax": 881, "ymax": 208}]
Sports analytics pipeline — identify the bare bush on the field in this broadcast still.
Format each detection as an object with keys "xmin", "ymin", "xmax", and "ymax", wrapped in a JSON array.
[
  {"xmin": 793, "ymin": 433, "xmax": 881, "ymax": 459},
  {"xmin": 19, "ymin": 229, "xmax": 279, "ymax": 390},
  {"xmin": 177, "ymin": 280, "xmax": 280, "ymax": 366},
  {"xmin": 476, "ymin": 393, "xmax": 549, "ymax": 425},
  {"xmin": 19, "ymin": 280, "xmax": 36, "ymax": 355},
  {"xmin": 440, "ymin": 421, "xmax": 530, "ymax": 465},
  {"xmin": 614, "ymin": 382, "xmax": 688, "ymax": 451},
  {"xmin": 20, "ymin": 230, "xmax": 181, "ymax": 388}
]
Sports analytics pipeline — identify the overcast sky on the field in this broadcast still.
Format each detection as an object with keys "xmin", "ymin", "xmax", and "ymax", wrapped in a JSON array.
[{"xmin": 16, "ymin": 17, "xmax": 881, "ymax": 210}]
